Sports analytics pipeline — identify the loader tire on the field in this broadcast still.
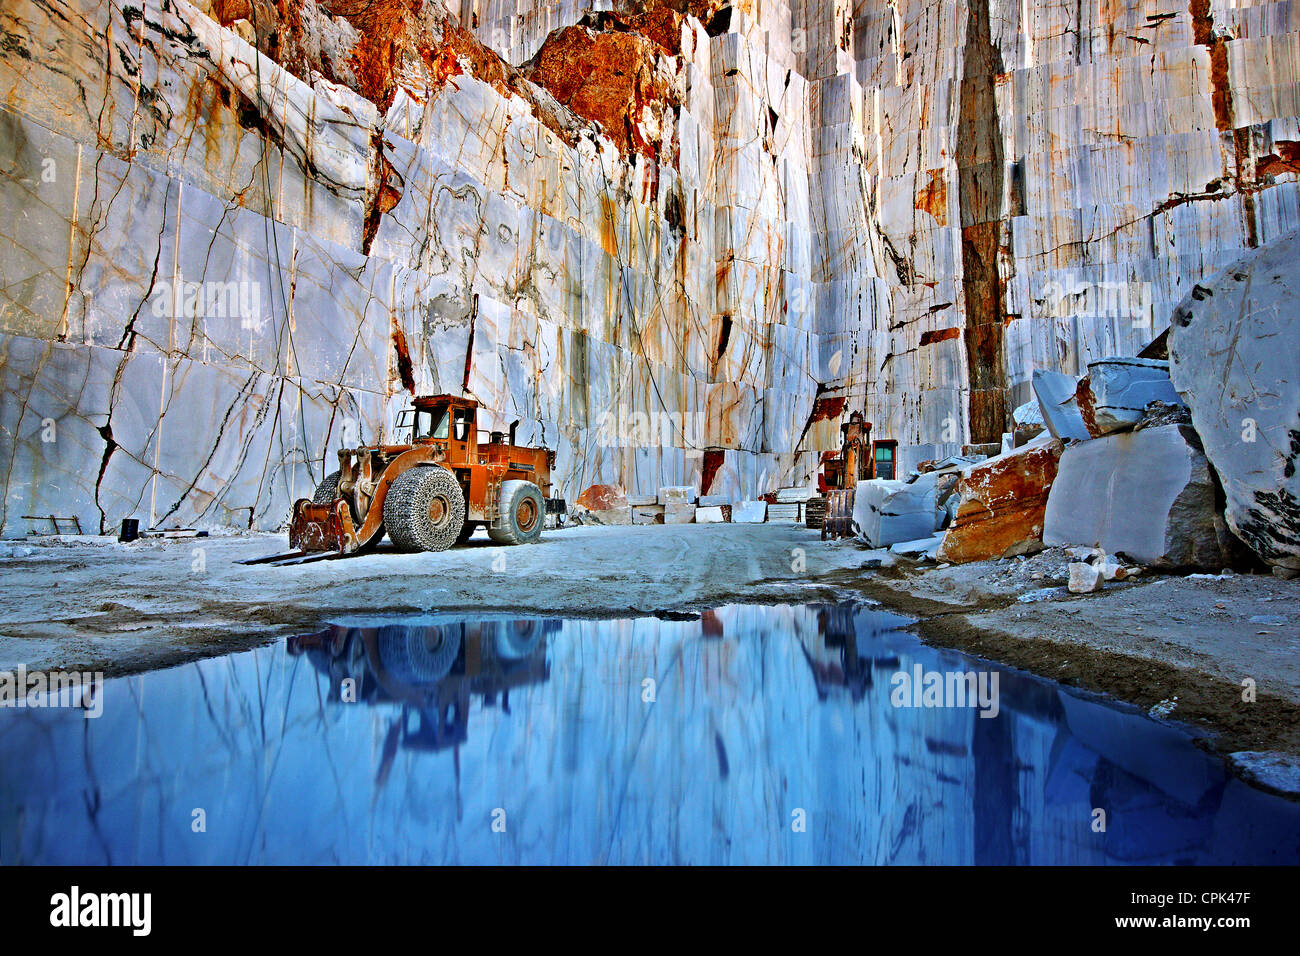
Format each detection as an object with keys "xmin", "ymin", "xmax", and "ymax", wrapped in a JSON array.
[
  {"xmin": 384, "ymin": 466, "xmax": 466, "ymax": 553},
  {"xmin": 488, "ymin": 480, "xmax": 544, "ymax": 545},
  {"xmin": 312, "ymin": 471, "xmax": 341, "ymax": 503}
]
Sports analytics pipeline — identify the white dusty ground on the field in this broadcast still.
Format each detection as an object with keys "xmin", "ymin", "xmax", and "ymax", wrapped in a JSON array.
[{"xmin": 1, "ymin": 525, "xmax": 1297, "ymax": 776}]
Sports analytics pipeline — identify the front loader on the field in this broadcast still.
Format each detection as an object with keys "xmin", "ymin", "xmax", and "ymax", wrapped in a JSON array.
[{"xmin": 259, "ymin": 395, "xmax": 562, "ymax": 563}]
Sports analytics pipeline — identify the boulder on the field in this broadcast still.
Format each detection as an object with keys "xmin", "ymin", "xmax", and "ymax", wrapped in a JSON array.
[
  {"xmin": 576, "ymin": 484, "xmax": 628, "ymax": 512},
  {"xmin": 1079, "ymin": 357, "xmax": 1184, "ymax": 435},
  {"xmin": 937, "ymin": 435, "xmax": 1064, "ymax": 563},
  {"xmin": 1168, "ymin": 228, "xmax": 1300, "ymax": 572},
  {"xmin": 732, "ymin": 500, "xmax": 767, "ymax": 523},
  {"xmin": 852, "ymin": 474, "xmax": 938, "ymax": 548},
  {"xmin": 1032, "ymin": 369, "xmax": 1092, "ymax": 441},
  {"xmin": 1043, "ymin": 424, "xmax": 1233, "ymax": 568}
]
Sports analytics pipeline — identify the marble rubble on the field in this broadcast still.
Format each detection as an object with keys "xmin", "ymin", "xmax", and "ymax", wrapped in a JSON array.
[
  {"xmin": 1169, "ymin": 228, "xmax": 1300, "ymax": 572},
  {"xmin": 0, "ymin": 0, "xmax": 1297, "ymax": 536}
]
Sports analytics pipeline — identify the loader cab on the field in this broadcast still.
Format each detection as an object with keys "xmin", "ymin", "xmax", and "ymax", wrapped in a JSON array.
[{"xmin": 411, "ymin": 395, "xmax": 478, "ymax": 464}]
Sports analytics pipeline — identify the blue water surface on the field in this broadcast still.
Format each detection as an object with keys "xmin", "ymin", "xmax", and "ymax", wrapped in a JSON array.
[{"xmin": 1, "ymin": 602, "xmax": 1297, "ymax": 864}]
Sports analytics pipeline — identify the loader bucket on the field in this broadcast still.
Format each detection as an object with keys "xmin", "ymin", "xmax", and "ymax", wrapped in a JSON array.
[{"xmin": 289, "ymin": 498, "xmax": 361, "ymax": 554}]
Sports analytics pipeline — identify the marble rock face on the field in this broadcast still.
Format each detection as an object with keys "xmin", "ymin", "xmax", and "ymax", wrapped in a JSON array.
[
  {"xmin": 1044, "ymin": 424, "xmax": 1233, "ymax": 568},
  {"xmin": 1169, "ymin": 229, "xmax": 1300, "ymax": 572},
  {"xmin": 1080, "ymin": 358, "xmax": 1184, "ymax": 436},
  {"xmin": 938, "ymin": 436, "xmax": 1065, "ymax": 564},
  {"xmin": 852, "ymin": 475, "xmax": 938, "ymax": 549},
  {"xmin": 2, "ymin": 0, "xmax": 1298, "ymax": 535}
]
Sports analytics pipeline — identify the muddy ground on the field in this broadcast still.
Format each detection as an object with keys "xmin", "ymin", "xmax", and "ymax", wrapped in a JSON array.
[{"xmin": 0, "ymin": 524, "xmax": 1296, "ymax": 779}]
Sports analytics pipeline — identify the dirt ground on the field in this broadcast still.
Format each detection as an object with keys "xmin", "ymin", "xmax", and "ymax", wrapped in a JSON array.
[{"xmin": 1, "ymin": 524, "xmax": 1296, "ymax": 780}]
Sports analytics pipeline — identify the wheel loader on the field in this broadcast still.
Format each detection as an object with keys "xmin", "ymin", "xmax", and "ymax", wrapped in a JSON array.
[{"xmin": 267, "ymin": 395, "xmax": 562, "ymax": 563}]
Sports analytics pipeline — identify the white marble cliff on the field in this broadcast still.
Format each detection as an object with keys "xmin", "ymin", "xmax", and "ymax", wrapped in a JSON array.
[{"xmin": 1, "ymin": 0, "xmax": 1297, "ymax": 534}]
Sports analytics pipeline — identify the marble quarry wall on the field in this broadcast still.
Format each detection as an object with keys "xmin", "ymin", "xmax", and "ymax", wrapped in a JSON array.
[{"xmin": 1, "ymin": 0, "xmax": 1297, "ymax": 534}]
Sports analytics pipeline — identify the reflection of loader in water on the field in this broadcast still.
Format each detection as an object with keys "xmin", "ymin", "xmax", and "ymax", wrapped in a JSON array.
[
  {"xmin": 289, "ymin": 618, "xmax": 557, "ymax": 786},
  {"xmin": 798, "ymin": 604, "xmax": 901, "ymax": 702}
]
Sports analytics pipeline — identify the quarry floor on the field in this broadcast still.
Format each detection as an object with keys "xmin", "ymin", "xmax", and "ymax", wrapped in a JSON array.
[{"xmin": 0, "ymin": 524, "xmax": 1296, "ymax": 769}]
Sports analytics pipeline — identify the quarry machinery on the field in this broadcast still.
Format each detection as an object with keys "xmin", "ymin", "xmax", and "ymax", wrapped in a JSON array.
[{"xmin": 250, "ymin": 395, "xmax": 561, "ymax": 565}]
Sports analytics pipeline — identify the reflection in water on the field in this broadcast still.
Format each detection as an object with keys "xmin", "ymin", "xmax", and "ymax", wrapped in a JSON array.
[{"xmin": 1, "ymin": 604, "xmax": 1298, "ymax": 865}]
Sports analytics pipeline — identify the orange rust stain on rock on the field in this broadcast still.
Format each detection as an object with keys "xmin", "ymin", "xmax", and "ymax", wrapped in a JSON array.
[
  {"xmin": 700, "ymin": 448, "xmax": 725, "ymax": 495},
  {"xmin": 1075, "ymin": 375, "xmax": 1100, "ymax": 437},
  {"xmin": 920, "ymin": 327, "xmax": 960, "ymax": 347},
  {"xmin": 598, "ymin": 194, "xmax": 619, "ymax": 259},
  {"xmin": 915, "ymin": 169, "xmax": 949, "ymax": 225},
  {"xmin": 525, "ymin": 23, "xmax": 677, "ymax": 159},
  {"xmin": 391, "ymin": 324, "xmax": 415, "ymax": 394},
  {"xmin": 1258, "ymin": 141, "xmax": 1300, "ymax": 178},
  {"xmin": 810, "ymin": 396, "xmax": 848, "ymax": 423},
  {"xmin": 212, "ymin": 0, "xmax": 252, "ymax": 26}
]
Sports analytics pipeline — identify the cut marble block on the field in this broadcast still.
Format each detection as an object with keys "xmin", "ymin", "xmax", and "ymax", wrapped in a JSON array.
[
  {"xmin": 732, "ymin": 500, "xmax": 768, "ymax": 523},
  {"xmin": 1032, "ymin": 370, "xmax": 1092, "ymax": 442},
  {"xmin": 626, "ymin": 494, "xmax": 659, "ymax": 507},
  {"xmin": 631, "ymin": 504, "xmax": 664, "ymax": 525},
  {"xmin": 775, "ymin": 486, "xmax": 818, "ymax": 502},
  {"xmin": 664, "ymin": 502, "xmax": 695, "ymax": 524},
  {"xmin": 1169, "ymin": 229, "xmax": 1300, "ymax": 571},
  {"xmin": 765, "ymin": 503, "xmax": 803, "ymax": 523},
  {"xmin": 1081, "ymin": 357, "xmax": 1184, "ymax": 436},
  {"xmin": 658, "ymin": 486, "xmax": 697, "ymax": 505},
  {"xmin": 695, "ymin": 506, "xmax": 725, "ymax": 523},
  {"xmin": 697, "ymin": 494, "xmax": 730, "ymax": 507},
  {"xmin": 851, "ymin": 476, "xmax": 938, "ymax": 548},
  {"xmin": 1044, "ymin": 424, "xmax": 1232, "ymax": 568},
  {"xmin": 938, "ymin": 437, "xmax": 1065, "ymax": 564}
]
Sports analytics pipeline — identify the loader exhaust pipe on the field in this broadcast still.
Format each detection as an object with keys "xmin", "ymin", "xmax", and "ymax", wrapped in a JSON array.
[{"xmin": 509, "ymin": 419, "xmax": 519, "ymax": 445}]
